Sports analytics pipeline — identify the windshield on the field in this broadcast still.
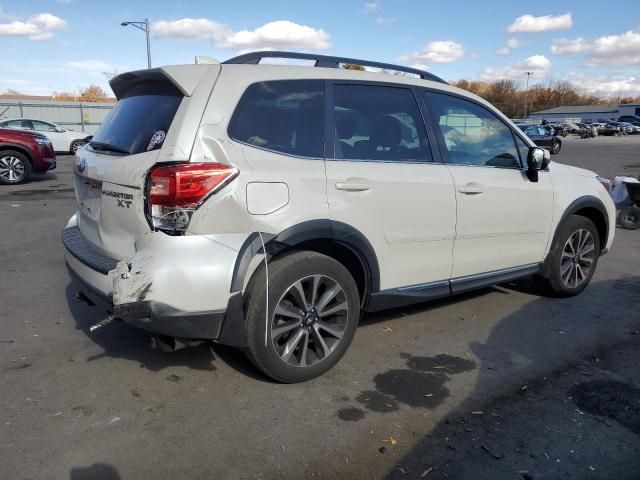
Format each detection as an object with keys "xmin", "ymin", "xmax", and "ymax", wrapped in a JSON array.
[{"xmin": 90, "ymin": 93, "xmax": 182, "ymax": 156}]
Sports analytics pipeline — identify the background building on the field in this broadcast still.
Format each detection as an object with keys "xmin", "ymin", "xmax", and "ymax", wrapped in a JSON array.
[{"xmin": 529, "ymin": 103, "xmax": 640, "ymax": 123}]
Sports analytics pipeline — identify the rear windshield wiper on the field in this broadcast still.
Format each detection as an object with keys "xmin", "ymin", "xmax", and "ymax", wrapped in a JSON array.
[{"xmin": 89, "ymin": 141, "xmax": 130, "ymax": 155}]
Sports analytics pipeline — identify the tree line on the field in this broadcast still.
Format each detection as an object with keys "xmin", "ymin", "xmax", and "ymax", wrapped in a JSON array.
[
  {"xmin": 5, "ymin": 76, "xmax": 640, "ymax": 114},
  {"xmin": 451, "ymin": 79, "xmax": 640, "ymax": 119},
  {"xmin": 2, "ymin": 85, "xmax": 111, "ymax": 102}
]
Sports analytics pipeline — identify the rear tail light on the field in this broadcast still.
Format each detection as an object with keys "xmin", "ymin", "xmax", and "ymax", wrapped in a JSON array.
[{"xmin": 146, "ymin": 162, "xmax": 238, "ymax": 234}]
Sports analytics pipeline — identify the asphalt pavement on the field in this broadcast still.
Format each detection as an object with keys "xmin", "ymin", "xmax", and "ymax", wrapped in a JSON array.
[{"xmin": 1, "ymin": 135, "xmax": 639, "ymax": 480}]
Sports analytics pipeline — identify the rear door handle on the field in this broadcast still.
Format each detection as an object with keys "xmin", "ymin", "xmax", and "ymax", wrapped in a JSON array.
[
  {"xmin": 335, "ymin": 182, "xmax": 371, "ymax": 192},
  {"xmin": 458, "ymin": 183, "xmax": 484, "ymax": 195}
]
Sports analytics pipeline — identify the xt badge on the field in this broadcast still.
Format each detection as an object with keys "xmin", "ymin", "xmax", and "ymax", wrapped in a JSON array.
[{"xmin": 103, "ymin": 189, "xmax": 134, "ymax": 209}]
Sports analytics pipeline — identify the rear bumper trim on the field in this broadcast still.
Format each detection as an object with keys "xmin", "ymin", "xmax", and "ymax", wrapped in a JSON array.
[{"xmin": 62, "ymin": 226, "xmax": 119, "ymax": 274}]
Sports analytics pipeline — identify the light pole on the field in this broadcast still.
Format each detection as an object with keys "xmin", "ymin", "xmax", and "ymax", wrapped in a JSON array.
[
  {"xmin": 523, "ymin": 71, "xmax": 533, "ymax": 119},
  {"xmin": 121, "ymin": 18, "xmax": 151, "ymax": 69}
]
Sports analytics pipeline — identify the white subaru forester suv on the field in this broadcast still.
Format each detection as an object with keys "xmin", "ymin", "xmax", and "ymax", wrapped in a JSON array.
[{"xmin": 63, "ymin": 52, "xmax": 615, "ymax": 382}]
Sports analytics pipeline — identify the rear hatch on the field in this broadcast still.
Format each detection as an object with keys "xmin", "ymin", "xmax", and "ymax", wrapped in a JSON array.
[{"xmin": 73, "ymin": 64, "xmax": 220, "ymax": 260}]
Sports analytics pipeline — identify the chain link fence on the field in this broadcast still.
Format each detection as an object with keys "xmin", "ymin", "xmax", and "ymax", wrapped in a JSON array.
[{"xmin": 0, "ymin": 100, "xmax": 114, "ymax": 134}]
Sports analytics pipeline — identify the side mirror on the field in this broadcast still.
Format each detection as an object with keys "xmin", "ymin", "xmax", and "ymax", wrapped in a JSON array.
[
  {"xmin": 526, "ymin": 147, "xmax": 550, "ymax": 182},
  {"xmin": 55, "ymin": 127, "xmax": 65, "ymax": 133}
]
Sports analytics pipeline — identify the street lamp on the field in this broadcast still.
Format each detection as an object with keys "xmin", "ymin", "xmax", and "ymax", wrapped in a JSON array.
[
  {"xmin": 523, "ymin": 71, "xmax": 533, "ymax": 119},
  {"xmin": 121, "ymin": 18, "xmax": 151, "ymax": 69}
]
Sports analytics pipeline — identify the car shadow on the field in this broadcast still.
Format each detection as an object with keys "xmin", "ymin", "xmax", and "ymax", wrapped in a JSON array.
[
  {"xmin": 64, "ymin": 280, "xmax": 508, "ymax": 379},
  {"xmin": 69, "ymin": 463, "xmax": 121, "ymax": 480},
  {"xmin": 360, "ymin": 286, "xmax": 506, "ymax": 328},
  {"xmin": 29, "ymin": 172, "xmax": 59, "ymax": 182},
  {"xmin": 378, "ymin": 275, "xmax": 640, "ymax": 479},
  {"xmin": 65, "ymin": 283, "xmax": 217, "ymax": 373},
  {"xmin": 65, "ymin": 272, "xmax": 640, "ymax": 392}
]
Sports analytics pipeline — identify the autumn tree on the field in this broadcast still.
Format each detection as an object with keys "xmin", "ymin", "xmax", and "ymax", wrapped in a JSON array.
[
  {"xmin": 79, "ymin": 85, "xmax": 109, "ymax": 102},
  {"xmin": 342, "ymin": 63, "xmax": 365, "ymax": 71},
  {"xmin": 452, "ymin": 77, "xmax": 633, "ymax": 118},
  {"xmin": 54, "ymin": 91, "xmax": 78, "ymax": 101}
]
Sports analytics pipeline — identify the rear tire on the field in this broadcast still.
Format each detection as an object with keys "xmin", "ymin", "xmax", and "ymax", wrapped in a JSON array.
[
  {"xmin": 0, "ymin": 150, "xmax": 31, "ymax": 184},
  {"xmin": 244, "ymin": 251, "xmax": 360, "ymax": 383},
  {"xmin": 536, "ymin": 215, "xmax": 600, "ymax": 297},
  {"xmin": 618, "ymin": 206, "xmax": 640, "ymax": 230}
]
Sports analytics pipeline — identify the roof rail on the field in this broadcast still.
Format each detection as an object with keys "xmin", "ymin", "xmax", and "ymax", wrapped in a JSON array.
[{"xmin": 223, "ymin": 51, "xmax": 447, "ymax": 84}]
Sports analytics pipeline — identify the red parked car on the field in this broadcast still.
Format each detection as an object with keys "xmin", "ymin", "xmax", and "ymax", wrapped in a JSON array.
[{"xmin": 0, "ymin": 127, "xmax": 56, "ymax": 184}]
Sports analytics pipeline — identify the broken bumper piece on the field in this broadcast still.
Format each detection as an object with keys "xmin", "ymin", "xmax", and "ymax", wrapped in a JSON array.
[{"xmin": 62, "ymin": 226, "xmax": 248, "ymax": 343}]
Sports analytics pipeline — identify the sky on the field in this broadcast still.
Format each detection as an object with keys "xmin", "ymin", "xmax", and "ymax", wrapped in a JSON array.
[{"xmin": 1, "ymin": 0, "xmax": 639, "ymax": 97}]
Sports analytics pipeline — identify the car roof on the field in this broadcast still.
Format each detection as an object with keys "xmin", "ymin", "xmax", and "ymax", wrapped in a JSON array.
[
  {"xmin": 218, "ymin": 63, "xmax": 507, "ymax": 116},
  {"xmin": 0, "ymin": 118, "xmax": 57, "ymax": 124}
]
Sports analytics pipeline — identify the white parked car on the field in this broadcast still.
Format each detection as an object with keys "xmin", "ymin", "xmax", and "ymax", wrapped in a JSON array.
[
  {"xmin": 62, "ymin": 52, "xmax": 616, "ymax": 383},
  {"xmin": 0, "ymin": 118, "xmax": 91, "ymax": 154}
]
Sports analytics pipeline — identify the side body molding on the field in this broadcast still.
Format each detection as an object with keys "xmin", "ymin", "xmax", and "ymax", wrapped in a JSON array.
[
  {"xmin": 219, "ymin": 220, "xmax": 381, "ymax": 347},
  {"xmin": 228, "ymin": 219, "xmax": 380, "ymax": 295},
  {"xmin": 267, "ymin": 219, "xmax": 381, "ymax": 292},
  {"xmin": 555, "ymin": 196, "xmax": 609, "ymax": 247},
  {"xmin": 541, "ymin": 195, "xmax": 609, "ymax": 277}
]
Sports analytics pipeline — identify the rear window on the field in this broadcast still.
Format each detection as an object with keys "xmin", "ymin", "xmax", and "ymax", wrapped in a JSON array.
[
  {"xmin": 228, "ymin": 80, "xmax": 324, "ymax": 158},
  {"xmin": 90, "ymin": 81, "xmax": 183, "ymax": 156}
]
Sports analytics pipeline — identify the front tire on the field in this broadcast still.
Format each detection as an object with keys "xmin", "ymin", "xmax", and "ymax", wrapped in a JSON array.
[
  {"xmin": 537, "ymin": 215, "xmax": 600, "ymax": 297},
  {"xmin": 70, "ymin": 139, "xmax": 86, "ymax": 154},
  {"xmin": 0, "ymin": 150, "xmax": 31, "ymax": 184},
  {"xmin": 244, "ymin": 251, "xmax": 360, "ymax": 383}
]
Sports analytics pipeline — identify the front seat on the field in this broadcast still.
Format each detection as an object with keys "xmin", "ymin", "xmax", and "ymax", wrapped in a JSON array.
[{"xmin": 366, "ymin": 115, "xmax": 402, "ymax": 159}]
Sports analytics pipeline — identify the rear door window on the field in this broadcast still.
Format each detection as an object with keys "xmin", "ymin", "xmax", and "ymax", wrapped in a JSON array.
[
  {"xmin": 228, "ymin": 80, "xmax": 324, "ymax": 158},
  {"xmin": 90, "ymin": 81, "xmax": 183, "ymax": 156},
  {"xmin": 332, "ymin": 84, "xmax": 431, "ymax": 162},
  {"xmin": 4, "ymin": 119, "xmax": 33, "ymax": 129}
]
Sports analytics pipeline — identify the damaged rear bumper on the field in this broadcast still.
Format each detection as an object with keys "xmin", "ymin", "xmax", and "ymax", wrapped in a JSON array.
[
  {"xmin": 62, "ymin": 225, "xmax": 248, "ymax": 344},
  {"xmin": 67, "ymin": 263, "xmax": 228, "ymax": 338}
]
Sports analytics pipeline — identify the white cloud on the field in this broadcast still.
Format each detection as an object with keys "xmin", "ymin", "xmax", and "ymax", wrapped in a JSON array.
[
  {"xmin": 0, "ymin": 12, "xmax": 66, "ymax": 40},
  {"xmin": 375, "ymin": 17, "xmax": 397, "ymax": 25},
  {"xmin": 363, "ymin": 2, "xmax": 380, "ymax": 12},
  {"xmin": 550, "ymin": 37, "xmax": 589, "ymax": 55},
  {"xmin": 221, "ymin": 20, "xmax": 330, "ymax": 51},
  {"xmin": 496, "ymin": 38, "xmax": 520, "ymax": 56},
  {"xmin": 551, "ymin": 29, "xmax": 640, "ymax": 65},
  {"xmin": 507, "ymin": 38, "xmax": 520, "ymax": 49},
  {"xmin": 481, "ymin": 55, "xmax": 552, "ymax": 80},
  {"xmin": 567, "ymin": 72, "xmax": 640, "ymax": 96},
  {"xmin": 507, "ymin": 13, "xmax": 572, "ymax": 33},
  {"xmin": 401, "ymin": 40, "xmax": 465, "ymax": 64},
  {"xmin": 152, "ymin": 18, "xmax": 230, "ymax": 40},
  {"xmin": 153, "ymin": 18, "xmax": 330, "ymax": 52}
]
